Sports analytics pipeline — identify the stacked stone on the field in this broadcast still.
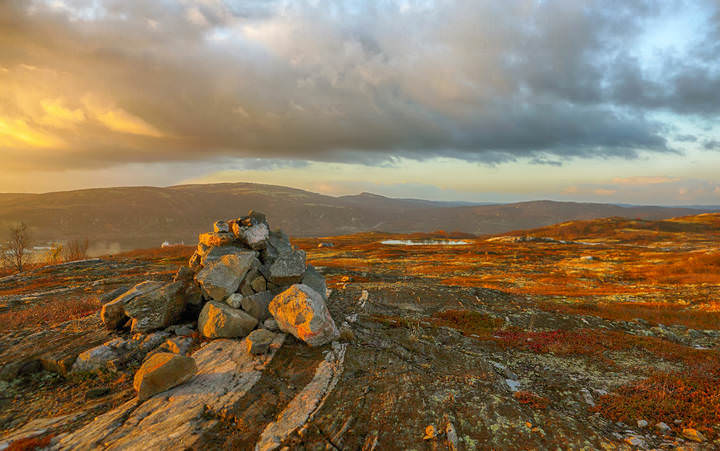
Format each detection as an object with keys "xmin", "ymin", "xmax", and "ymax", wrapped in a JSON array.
[{"xmin": 99, "ymin": 211, "xmax": 339, "ymax": 353}]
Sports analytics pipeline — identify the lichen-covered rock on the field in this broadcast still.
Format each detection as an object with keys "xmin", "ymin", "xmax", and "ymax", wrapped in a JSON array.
[
  {"xmin": 246, "ymin": 329, "xmax": 275, "ymax": 355},
  {"xmin": 269, "ymin": 284, "xmax": 339, "ymax": 347},
  {"xmin": 302, "ymin": 265, "xmax": 327, "ymax": 299},
  {"xmin": 188, "ymin": 252, "xmax": 202, "ymax": 272},
  {"xmin": 213, "ymin": 220, "xmax": 229, "ymax": 233},
  {"xmin": 133, "ymin": 352, "xmax": 197, "ymax": 401},
  {"xmin": 124, "ymin": 281, "xmax": 188, "ymax": 333},
  {"xmin": 200, "ymin": 245, "xmax": 253, "ymax": 266},
  {"xmin": 241, "ymin": 291, "xmax": 274, "ymax": 321},
  {"xmin": 269, "ymin": 249, "xmax": 306, "ymax": 285},
  {"xmin": 195, "ymin": 253, "xmax": 256, "ymax": 302},
  {"xmin": 198, "ymin": 301, "xmax": 258, "ymax": 339},
  {"xmin": 198, "ymin": 231, "xmax": 235, "ymax": 248},
  {"xmin": 101, "ymin": 281, "xmax": 163, "ymax": 329}
]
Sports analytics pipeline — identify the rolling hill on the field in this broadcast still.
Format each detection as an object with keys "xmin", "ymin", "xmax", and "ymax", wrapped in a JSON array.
[{"xmin": 0, "ymin": 182, "xmax": 713, "ymax": 252}]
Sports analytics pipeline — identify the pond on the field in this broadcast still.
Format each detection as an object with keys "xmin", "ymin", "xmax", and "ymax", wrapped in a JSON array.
[{"xmin": 380, "ymin": 239, "xmax": 471, "ymax": 246}]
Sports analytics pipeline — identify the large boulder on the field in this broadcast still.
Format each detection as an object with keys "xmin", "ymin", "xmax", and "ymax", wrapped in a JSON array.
[
  {"xmin": 125, "ymin": 281, "xmax": 188, "ymax": 333},
  {"xmin": 195, "ymin": 253, "xmax": 256, "ymax": 302},
  {"xmin": 198, "ymin": 301, "xmax": 258, "ymax": 339},
  {"xmin": 101, "ymin": 281, "xmax": 163, "ymax": 329},
  {"xmin": 268, "ymin": 249, "xmax": 306, "ymax": 285},
  {"xmin": 241, "ymin": 291, "xmax": 274, "ymax": 321},
  {"xmin": 269, "ymin": 284, "xmax": 339, "ymax": 347},
  {"xmin": 133, "ymin": 353, "xmax": 197, "ymax": 401}
]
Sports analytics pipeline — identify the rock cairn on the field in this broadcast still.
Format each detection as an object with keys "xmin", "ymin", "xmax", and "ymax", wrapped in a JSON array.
[{"xmin": 91, "ymin": 211, "xmax": 338, "ymax": 399}]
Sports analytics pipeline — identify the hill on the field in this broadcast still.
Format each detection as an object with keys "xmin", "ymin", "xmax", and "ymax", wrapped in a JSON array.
[{"xmin": 0, "ymin": 182, "xmax": 712, "ymax": 251}]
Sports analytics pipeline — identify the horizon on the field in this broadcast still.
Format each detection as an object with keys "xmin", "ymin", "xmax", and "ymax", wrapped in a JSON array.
[
  {"xmin": 2, "ymin": 179, "xmax": 720, "ymax": 209},
  {"xmin": 2, "ymin": 1, "xmax": 720, "ymax": 205}
]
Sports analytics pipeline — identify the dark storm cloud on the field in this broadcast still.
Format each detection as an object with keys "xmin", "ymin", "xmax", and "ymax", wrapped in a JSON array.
[
  {"xmin": 0, "ymin": 0, "xmax": 718, "ymax": 171},
  {"xmin": 703, "ymin": 139, "xmax": 720, "ymax": 150}
]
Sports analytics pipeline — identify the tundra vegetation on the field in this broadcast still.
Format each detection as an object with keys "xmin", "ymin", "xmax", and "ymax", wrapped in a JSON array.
[{"xmin": 0, "ymin": 213, "xmax": 719, "ymax": 449}]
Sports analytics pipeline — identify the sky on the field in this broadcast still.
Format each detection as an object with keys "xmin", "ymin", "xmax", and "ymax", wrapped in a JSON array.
[{"xmin": 1, "ymin": 0, "xmax": 720, "ymax": 205}]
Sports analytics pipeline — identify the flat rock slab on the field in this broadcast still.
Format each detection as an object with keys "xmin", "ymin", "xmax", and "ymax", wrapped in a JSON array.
[
  {"xmin": 255, "ymin": 342, "xmax": 346, "ymax": 451},
  {"xmin": 57, "ymin": 334, "xmax": 286, "ymax": 451},
  {"xmin": 0, "ymin": 316, "xmax": 111, "ymax": 380}
]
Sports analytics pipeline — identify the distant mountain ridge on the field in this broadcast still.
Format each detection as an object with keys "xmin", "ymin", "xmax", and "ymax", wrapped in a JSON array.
[{"xmin": 0, "ymin": 182, "xmax": 713, "ymax": 251}]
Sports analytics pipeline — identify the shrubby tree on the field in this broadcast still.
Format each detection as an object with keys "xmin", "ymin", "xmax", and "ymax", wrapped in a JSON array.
[
  {"xmin": 64, "ymin": 238, "xmax": 89, "ymax": 261},
  {"xmin": 1, "ymin": 222, "xmax": 31, "ymax": 273}
]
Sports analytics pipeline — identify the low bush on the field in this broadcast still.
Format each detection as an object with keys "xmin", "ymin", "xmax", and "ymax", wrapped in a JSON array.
[
  {"xmin": 595, "ymin": 361, "xmax": 720, "ymax": 439},
  {"xmin": 0, "ymin": 296, "xmax": 101, "ymax": 329}
]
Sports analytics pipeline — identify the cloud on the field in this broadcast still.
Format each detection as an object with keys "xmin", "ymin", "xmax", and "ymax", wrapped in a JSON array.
[
  {"xmin": 703, "ymin": 139, "xmax": 720, "ymax": 150},
  {"xmin": 612, "ymin": 176, "xmax": 679, "ymax": 185},
  {"xmin": 0, "ymin": 0, "xmax": 719, "ymax": 173}
]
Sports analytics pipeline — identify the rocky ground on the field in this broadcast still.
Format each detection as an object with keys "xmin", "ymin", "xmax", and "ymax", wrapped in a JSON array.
[{"xmin": 1, "ymin": 214, "xmax": 719, "ymax": 450}]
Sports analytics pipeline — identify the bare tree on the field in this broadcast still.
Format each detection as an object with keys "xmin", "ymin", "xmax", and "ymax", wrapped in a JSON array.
[{"xmin": 1, "ymin": 222, "xmax": 31, "ymax": 273}]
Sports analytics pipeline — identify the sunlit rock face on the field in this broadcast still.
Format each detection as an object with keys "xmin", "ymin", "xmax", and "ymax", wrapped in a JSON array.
[{"xmin": 269, "ymin": 284, "xmax": 339, "ymax": 347}]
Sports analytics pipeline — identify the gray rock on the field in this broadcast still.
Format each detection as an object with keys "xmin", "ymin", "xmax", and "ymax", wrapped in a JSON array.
[
  {"xmin": 124, "ymin": 281, "xmax": 188, "ymax": 333},
  {"xmin": 269, "ymin": 249, "xmax": 306, "ymax": 285},
  {"xmin": 233, "ymin": 222, "xmax": 269, "ymax": 250},
  {"xmin": 200, "ymin": 245, "xmax": 253, "ymax": 266},
  {"xmin": 263, "ymin": 318, "xmax": 279, "ymax": 331},
  {"xmin": 101, "ymin": 281, "xmax": 164, "ymax": 330},
  {"xmin": 195, "ymin": 253, "xmax": 256, "ymax": 302},
  {"xmin": 301, "ymin": 265, "xmax": 327, "ymax": 299},
  {"xmin": 241, "ymin": 291, "xmax": 274, "ymax": 321},
  {"xmin": 269, "ymin": 284, "xmax": 339, "ymax": 347},
  {"xmin": 72, "ymin": 331, "xmax": 173, "ymax": 373},
  {"xmin": 134, "ymin": 353, "xmax": 197, "ymax": 401},
  {"xmin": 198, "ymin": 301, "xmax": 258, "ymax": 339},
  {"xmin": 225, "ymin": 293, "xmax": 244, "ymax": 309},
  {"xmin": 71, "ymin": 340, "xmax": 123, "ymax": 373},
  {"xmin": 163, "ymin": 337, "xmax": 195, "ymax": 355},
  {"xmin": 246, "ymin": 329, "xmax": 275, "ymax": 354},
  {"xmin": 173, "ymin": 325, "xmax": 195, "ymax": 336},
  {"xmin": 238, "ymin": 267, "xmax": 259, "ymax": 296},
  {"xmin": 135, "ymin": 331, "xmax": 172, "ymax": 353},
  {"xmin": 261, "ymin": 230, "xmax": 293, "ymax": 265},
  {"xmin": 250, "ymin": 275, "xmax": 267, "ymax": 292}
]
